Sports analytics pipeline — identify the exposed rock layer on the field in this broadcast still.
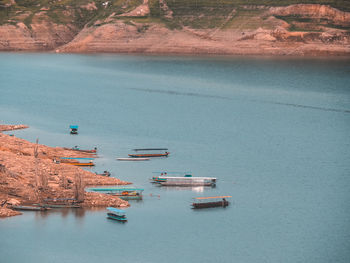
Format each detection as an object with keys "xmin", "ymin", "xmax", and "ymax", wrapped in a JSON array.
[{"xmin": 0, "ymin": 4, "xmax": 349, "ymax": 55}]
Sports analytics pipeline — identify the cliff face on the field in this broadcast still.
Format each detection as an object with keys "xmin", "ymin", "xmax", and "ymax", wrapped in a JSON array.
[{"xmin": 0, "ymin": 1, "xmax": 349, "ymax": 55}]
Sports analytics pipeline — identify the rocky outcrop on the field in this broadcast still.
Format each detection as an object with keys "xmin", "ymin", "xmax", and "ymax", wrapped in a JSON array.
[
  {"xmin": 118, "ymin": 0, "xmax": 150, "ymax": 17},
  {"xmin": 0, "ymin": 124, "xmax": 29, "ymax": 132},
  {"xmin": 0, "ymin": 13, "xmax": 78, "ymax": 51},
  {"xmin": 269, "ymin": 4, "xmax": 350, "ymax": 26}
]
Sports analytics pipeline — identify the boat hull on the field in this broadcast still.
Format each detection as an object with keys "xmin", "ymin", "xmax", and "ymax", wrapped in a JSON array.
[
  {"xmin": 128, "ymin": 153, "xmax": 169, "ymax": 158},
  {"xmin": 10, "ymin": 205, "xmax": 48, "ymax": 211},
  {"xmin": 117, "ymin": 158, "xmax": 150, "ymax": 161},
  {"xmin": 107, "ymin": 213, "xmax": 127, "ymax": 222},
  {"xmin": 64, "ymin": 162, "xmax": 95, "ymax": 166},
  {"xmin": 192, "ymin": 201, "xmax": 229, "ymax": 209},
  {"xmin": 159, "ymin": 181, "xmax": 215, "ymax": 187}
]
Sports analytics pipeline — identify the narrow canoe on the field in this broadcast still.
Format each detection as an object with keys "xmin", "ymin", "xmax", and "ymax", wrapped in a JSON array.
[
  {"xmin": 128, "ymin": 152, "xmax": 169, "ymax": 158},
  {"xmin": 116, "ymin": 158, "xmax": 150, "ymax": 161},
  {"xmin": 64, "ymin": 162, "xmax": 95, "ymax": 166}
]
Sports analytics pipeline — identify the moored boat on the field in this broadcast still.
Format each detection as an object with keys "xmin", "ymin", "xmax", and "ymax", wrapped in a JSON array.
[
  {"xmin": 64, "ymin": 146, "xmax": 97, "ymax": 153},
  {"xmin": 95, "ymin": 170, "xmax": 111, "ymax": 177},
  {"xmin": 63, "ymin": 161, "xmax": 95, "ymax": 166},
  {"xmin": 151, "ymin": 175, "xmax": 216, "ymax": 187},
  {"xmin": 191, "ymin": 196, "xmax": 231, "ymax": 209},
  {"xmin": 116, "ymin": 157, "xmax": 150, "ymax": 161},
  {"xmin": 128, "ymin": 152, "xmax": 169, "ymax": 158},
  {"xmin": 10, "ymin": 205, "xmax": 49, "ymax": 211},
  {"xmin": 70, "ymin": 125, "xmax": 78, "ymax": 135},
  {"xmin": 88, "ymin": 188, "xmax": 144, "ymax": 200},
  {"xmin": 106, "ymin": 207, "xmax": 127, "ymax": 222}
]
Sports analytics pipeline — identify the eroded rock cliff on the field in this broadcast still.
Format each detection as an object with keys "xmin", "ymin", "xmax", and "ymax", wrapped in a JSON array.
[{"xmin": 0, "ymin": 1, "xmax": 349, "ymax": 55}]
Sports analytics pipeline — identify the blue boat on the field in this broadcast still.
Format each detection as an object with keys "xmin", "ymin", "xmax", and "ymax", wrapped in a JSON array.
[
  {"xmin": 106, "ymin": 207, "xmax": 127, "ymax": 222},
  {"xmin": 69, "ymin": 125, "xmax": 78, "ymax": 135}
]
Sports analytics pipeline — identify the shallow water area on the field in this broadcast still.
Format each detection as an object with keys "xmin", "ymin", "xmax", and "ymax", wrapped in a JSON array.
[{"xmin": 1, "ymin": 53, "xmax": 350, "ymax": 263}]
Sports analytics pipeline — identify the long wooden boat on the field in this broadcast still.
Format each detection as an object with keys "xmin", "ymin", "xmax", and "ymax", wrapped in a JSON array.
[
  {"xmin": 89, "ymin": 188, "xmax": 144, "ymax": 200},
  {"xmin": 64, "ymin": 146, "xmax": 97, "ymax": 153},
  {"xmin": 116, "ymin": 157, "xmax": 150, "ymax": 161},
  {"xmin": 40, "ymin": 198, "xmax": 81, "ymax": 208},
  {"xmin": 192, "ymin": 196, "xmax": 231, "ymax": 209},
  {"xmin": 10, "ymin": 205, "xmax": 49, "ymax": 211},
  {"xmin": 159, "ymin": 181, "xmax": 214, "ymax": 187},
  {"xmin": 133, "ymin": 148, "xmax": 168, "ymax": 151},
  {"xmin": 63, "ymin": 162, "xmax": 95, "ymax": 166},
  {"xmin": 128, "ymin": 152, "xmax": 169, "ymax": 158},
  {"xmin": 107, "ymin": 207, "xmax": 127, "ymax": 222},
  {"xmin": 60, "ymin": 157, "xmax": 95, "ymax": 160},
  {"xmin": 40, "ymin": 204, "xmax": 81, "ymax": 208}
]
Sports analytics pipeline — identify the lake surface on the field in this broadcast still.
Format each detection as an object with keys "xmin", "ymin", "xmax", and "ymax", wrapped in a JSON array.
[{"xmin": 1, "ymin": 54, "xmax": 350, "ymax": 263}]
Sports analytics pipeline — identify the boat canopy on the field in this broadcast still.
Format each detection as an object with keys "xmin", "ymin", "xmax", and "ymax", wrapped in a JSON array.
[
  {"xmin": 70, "ymin": 125, "xmax": 78, "ymax": 129},
  {"xmin": 107, "ymin": 207, "xmax": 126, "ymax": 214},
  {"xmin": 194, "ymin": 196, "xmax": 232, "ymax": 200}
]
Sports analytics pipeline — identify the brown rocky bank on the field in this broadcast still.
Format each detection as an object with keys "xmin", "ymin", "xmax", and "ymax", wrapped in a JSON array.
[
  {"xmin": 0, "ymin": 124, "xmax": 130, "ymax": 218},
  {"xmin": 0, "ymin": 3, "xmax": 349, "ymax": 56}
]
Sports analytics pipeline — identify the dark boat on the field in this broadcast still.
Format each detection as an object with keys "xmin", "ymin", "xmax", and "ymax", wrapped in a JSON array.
[
  {"xmin": 191, "ymin": 196, "xmax": 231, "ymax": 209},
  {"xmin": 40, "ymin": 198, "xmax": 81, "ymax": 208},
  {"xmin": 10, "ymin": 205, "xmax": 49, "ymax": 211},
  {"xmin": 95, "ymin": 171, "xmax": 111, "ymax": 177},
  {"xmin": 128, "ymin": 152, "xmax": 169, "ymax": 158}
]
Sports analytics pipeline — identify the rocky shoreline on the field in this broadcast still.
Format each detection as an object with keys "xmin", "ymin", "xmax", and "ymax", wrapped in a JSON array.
[{"xmin": 0, "ymin": 124, "xmax": 130, "ymax": 218}]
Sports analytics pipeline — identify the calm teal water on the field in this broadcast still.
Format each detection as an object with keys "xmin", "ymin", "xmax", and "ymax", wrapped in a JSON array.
[{"xmin": 1, "ymin": 54, "xmax": 350, "ymax": 263}]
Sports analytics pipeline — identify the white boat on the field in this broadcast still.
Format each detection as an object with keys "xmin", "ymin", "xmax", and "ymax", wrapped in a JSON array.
[
  {"xmin": 152, "ymin": 175, "xmax": 217, "ymax": 186},
  {"xmin": 116, "ymin": 157, "xmax": 150, "ymax": 161}
]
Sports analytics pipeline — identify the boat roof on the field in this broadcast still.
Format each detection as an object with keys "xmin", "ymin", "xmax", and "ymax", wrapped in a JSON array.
[
  {"xmin": 107, "ymin": 207, "xmax": 126, "ymax": 213},
  {"xmin": 194, "ymin": 196, "xmax": 232, "ymax": 200},
  {"xmin": 89, "ymin": 188, "xmax": 144, "ymax": 192},
  {"xmin": 70, "ymin": 125, "xmax": 78, "ymax": 129}
]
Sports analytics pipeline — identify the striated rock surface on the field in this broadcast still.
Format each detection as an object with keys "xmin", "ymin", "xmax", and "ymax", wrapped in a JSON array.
[
  {"xmin": 269, "ymin": 4, "xmax": 350, "ymax": 26},
  {"xmin": 0, "ymin": 2, "xmax": 349, "ymax": 55}
]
